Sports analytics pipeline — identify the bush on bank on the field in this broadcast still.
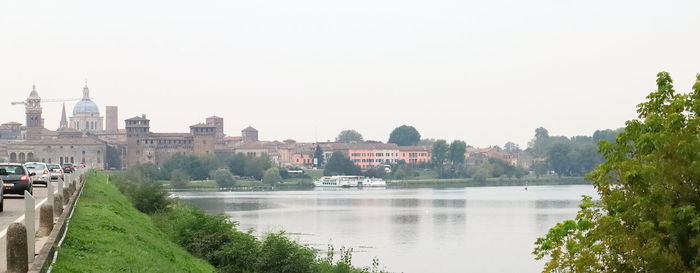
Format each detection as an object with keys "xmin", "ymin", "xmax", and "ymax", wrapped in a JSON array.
[{"xmin": 109, "ymin": 169, "xmax": 388, "ymax": 273}]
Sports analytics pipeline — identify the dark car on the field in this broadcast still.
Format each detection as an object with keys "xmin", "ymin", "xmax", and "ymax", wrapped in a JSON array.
[
  {"xmin": 0, "ymin": 163, "xmax": 34, "ymax": 196},
  {"xmin": 62, "ymin": 163, "xmax": 75, "ymax": 173}
]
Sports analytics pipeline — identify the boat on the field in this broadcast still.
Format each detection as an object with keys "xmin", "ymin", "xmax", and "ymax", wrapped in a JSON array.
[{"xmin": 313, "ymin": 176, "xmax": 386, "ymax": 187}]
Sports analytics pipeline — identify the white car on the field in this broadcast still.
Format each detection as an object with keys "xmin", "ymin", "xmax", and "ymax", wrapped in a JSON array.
[
  {"xmin": 24, "ymin": 162, "xmax": 50, "ymax": 187},
  {"xmin": 47, "ymin": 164, "xmax": 64, "ymax": 181}
]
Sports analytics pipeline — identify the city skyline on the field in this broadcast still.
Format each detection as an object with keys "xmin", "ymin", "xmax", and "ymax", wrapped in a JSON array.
[{"xmin": 1, "ymin": 0, "xmax": 699, "ymax": 147}]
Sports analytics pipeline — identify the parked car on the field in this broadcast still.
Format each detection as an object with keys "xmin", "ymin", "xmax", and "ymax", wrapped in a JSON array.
[
  {"xmin": 25, "ymin": 162, "xmax": 50, "ymax": 187},
  {"xmin": 0, "ymin": 163, "xmax": 34, "ymax": 196},
  {"xmin": 47, "ymin": 164, "xmax": 64, "ymax": 181},
  {"xmin": 62, "ymin": 163, "xmax": 75, "ymax": 173}
]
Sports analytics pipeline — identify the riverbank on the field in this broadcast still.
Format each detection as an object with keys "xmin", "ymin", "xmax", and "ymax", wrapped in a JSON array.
[
  {"xmin": 52, "ymin": 172, "xmax": 215, "ymax": 273},
  {"xmin": 388, "ymin": 176, "xmax": 588, "ymax": 188},
  {"xmin": 164, "ymin": 175, "xmax": 589, "ymax": 191},
  {"xmin": 57, "ymin": 170, "xmax": 389, "ymax": 272}
]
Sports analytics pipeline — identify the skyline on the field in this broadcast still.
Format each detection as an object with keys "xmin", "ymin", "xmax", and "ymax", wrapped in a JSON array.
[{"xmin": 1, "ymin": 0, "xmax": 699, "ymax": 147}]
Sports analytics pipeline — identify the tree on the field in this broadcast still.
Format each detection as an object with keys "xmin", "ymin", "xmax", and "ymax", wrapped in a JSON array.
[
  {"xmin": 212, "ymin": 168, "xmax": 235, "ymax": 188},
  {"xmin": 534, "ymin": 72, "xmax": 700, "ymax": 272},
  {"xmin": 244, "ymin": 154, "xmax": 272, "ymax": 180},
  {"xmin": 227, "ymin": 153, "xmax": 247, "ymax": 176},
  {"xmin": 528, "ymin": 127, "xmax": 550, "ymax": 157},
  {"xmin": 170, "ymin": 169, "xmax": 190, "ymax": 188},
  {"xmin": 323, "ymin": 151, "xmax": 361, "ymax": 176},
  {"xmin": 447, "ymin": 140, "xmax": 467, "ymax": 165},
  {"xmin": 314, "ymin": 144, "xmax": 324, "ymax": 167},
  {"xmin": 335, "ymin": 129, "xmax": 364, "ymax": 143},
  {"xmin": 546, "ymin": 143, "xmax": 571, "ymax": 178},
  {"xmin": 388, "ymin": 125, "xmax": 421, "ymax": 146},
  {"xmin": 531, "ymin": 162, "xmax": 548, "ymax": 179},
  {"xmin": 262, "ymin": 167, "xmax": 282, "ymax": 185},
  {"xmin": 504, "ymin": 141, "xmax": 521, "ymax": 153},
  {"xmin": 431, "ymin": 140, "xmax": 449, "ymax": 168}
]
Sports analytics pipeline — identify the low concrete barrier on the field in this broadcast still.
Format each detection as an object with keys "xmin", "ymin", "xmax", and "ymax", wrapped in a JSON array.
[
  {"xmin": 26, "ymin": 172, "xmax": 86, "ymax": 273},
  {"xmin": 7, "ymin": 223, "xmax": 28, "ymax": 273}
]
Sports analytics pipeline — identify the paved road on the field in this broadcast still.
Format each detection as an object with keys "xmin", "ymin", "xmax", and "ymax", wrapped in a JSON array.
[{"xmin": 0, "ymin": 171, "xmax": 82, "ymax": 273}]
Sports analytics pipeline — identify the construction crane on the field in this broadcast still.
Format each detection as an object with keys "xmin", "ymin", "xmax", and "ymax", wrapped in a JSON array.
[{"xmin": 11, "ymin": 97, "xmax": 86, "ymax": 106}]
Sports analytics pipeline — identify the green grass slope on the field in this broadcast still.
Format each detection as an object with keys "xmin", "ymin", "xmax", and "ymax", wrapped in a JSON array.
[{"xmin": 52, "ymin": 172, "xmax": 215, "ymax": 273}]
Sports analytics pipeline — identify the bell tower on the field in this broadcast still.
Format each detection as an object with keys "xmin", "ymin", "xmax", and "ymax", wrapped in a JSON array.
[{"xmin": 25, "ymin": 85, "xmax": 44, "ymax": 129}]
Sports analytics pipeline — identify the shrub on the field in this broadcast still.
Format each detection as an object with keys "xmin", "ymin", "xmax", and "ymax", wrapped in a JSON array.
[
  {"xmin": 262, "ymin": 168, "xmax": 282, "ymax": 185},
  {"xmin": 258, "ymin": 232, "xmax": 317, "ymax": 273},
  {"xmin": 170, "ymin": 169, "xmax": 190, "ymax": 188},
  {"xmin": 109, "ymin": 173, "xmax": 171, "ymax": 214},
  {"xmin": 212, "ymin": 168, "xmax": 235, "ymax": 188}
]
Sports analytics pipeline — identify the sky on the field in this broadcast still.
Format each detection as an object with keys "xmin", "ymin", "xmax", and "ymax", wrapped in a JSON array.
[{"xmin": 1, "ymin": 0, "xmax": 699, "ymax": 148}]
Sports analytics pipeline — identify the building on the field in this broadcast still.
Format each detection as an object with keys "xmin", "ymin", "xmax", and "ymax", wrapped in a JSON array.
[
  {"xmin": 242, "ymin": 126, "xmax": 259, "ymax": 143},
  {"xmin": 397, "ymin": 146, "xmax": 432, "ymax": 164},
  {"xmin": 70, "ymin": 84, "xmax": 104, "ymax": 133},
  {"xmin": 125, "ymin": 115, "xmax": 226, "ymax": 167},
  {"xmin": 320, "ymin": 142, "xmax": 402, "ymax": 169},
  {"xmin": 6, "ymin": 128, "xmax": 107, "ymax": 168}
]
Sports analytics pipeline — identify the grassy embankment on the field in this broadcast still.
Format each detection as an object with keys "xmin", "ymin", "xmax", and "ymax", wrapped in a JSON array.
[{"xmin": 52, "ymin": 171, "xmax": 215, "ymax": 273}]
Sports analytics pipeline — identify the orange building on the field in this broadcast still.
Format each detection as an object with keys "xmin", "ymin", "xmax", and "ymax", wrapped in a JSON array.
[{"xmin": 397, "ymin": 146, "xmax": 432, "ymax": 164}]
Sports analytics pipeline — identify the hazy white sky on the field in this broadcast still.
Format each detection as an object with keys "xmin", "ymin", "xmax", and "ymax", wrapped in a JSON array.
[{"xmin": 1, "ymin": 0, "xmax": 698, "ymax": 147}]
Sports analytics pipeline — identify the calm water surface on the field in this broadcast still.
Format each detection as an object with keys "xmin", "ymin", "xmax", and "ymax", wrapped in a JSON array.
[{"xmin": 174, "ymin": 185, "xmax": 597, "ymax": 273}]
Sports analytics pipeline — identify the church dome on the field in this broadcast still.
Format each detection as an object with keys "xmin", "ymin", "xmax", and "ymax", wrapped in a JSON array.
[
  {"xmin": 29, "ymin": 85, "xmax": 39, "ymax": 97},
  {"xmin": 72, "ymin": 84, "xmax": 100, "ymax": 116},
  {"xmin": 73, "ymin": 99, "xmax": 100, "ymax": 116}
]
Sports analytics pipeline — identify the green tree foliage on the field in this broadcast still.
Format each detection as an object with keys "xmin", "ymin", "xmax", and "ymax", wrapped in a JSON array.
[
  {"xmin": 314, "ymin": 145, "xmax": 324, "ymax": 167},
  {"xmin": 336, "ymin": 129, "xmax": 364, "ymax": 143},
  {"xmin": 391, "ymin": 163, "xmax": 417, "ymax": 179},
  {"xmin": 534, "ymin": 72, "xmax": 700, "ymax": 272},
  {"xmin": 388, "ymin": 125, "xmax": 421, "ymax": 146},
  {"xmin": 258, "ymin": 232, "xmax": 317, "ymax": 273},
  {"xmin": 162, "ymin": 154, "xmax": 221, "ymax": 181},
  {"xmin": 546, "ymin": 143, "xmax": 571, "ymax": 178},
  {"xmin": 110, "ymin": 170, "xmax": 171, "ymax": 214},
  {"xmin": 531, "ymin": 162, "xmax": 548, "ymax": 179},
  {"xmin": 448, "ymin": 140, "xmax": 467, "ymax": 164},
  {"xmin": 212, "ymin": 168, "xmax": 235, "ymax": 188},
  {"xmin": 262, "ymin": 168, "xmax": 282, "ymax": 185},
  {"xmin": 170, "ymin": 169, "xmax": 190, "ymax": 188},
  {"xmin": 504, "ymin": 141, "xmax": 521, "ymax": 153},
  {"xmin": 227, "ymin": 153, "xmax": 247, "ymax": 176},
  {"xmin": 324, "ymin": 151, "xmax": 361, "ymax": 176},
  {"xmin": 431, "ymin": 140, "xmax": 449, "ymax": 168},
  {"xmin": 244, "ymin": 154, "xmax": 272, "ymax": 180},
  {"xmin": 226, "ymin": 153, "xmax": 273, "ymax": 180}
]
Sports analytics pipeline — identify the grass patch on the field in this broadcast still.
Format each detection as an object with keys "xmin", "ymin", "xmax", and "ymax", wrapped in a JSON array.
[{"xmin": 52, "ymin": 171, "xmax": 215, "ymax": 273}]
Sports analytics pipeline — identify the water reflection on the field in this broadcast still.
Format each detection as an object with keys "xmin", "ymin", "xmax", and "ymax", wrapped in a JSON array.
[{"xmin": 175, "ymin": 185, "xmax": 597, "ymax": 273}]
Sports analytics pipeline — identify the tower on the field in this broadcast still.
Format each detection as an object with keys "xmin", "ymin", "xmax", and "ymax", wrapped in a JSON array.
[
  {"xmin": 125, "ymin": 115, "xmax": 151, "ymax": 166},
  {"xmin": 25, "ymin": 85, "xmax": 44, "ymax": 129},
  {"xmin": 105, "ymin": 106, "xmax": 118, "ymax": 132},
  {"xmin": 205, "ymin": 116, "xmax": 224, "ymax": 143},
  {"xmin": 242, "ymin": 126, "xmax": 259, "ymax": 143},
  {"xmin": 59, "ymin": 103, "xmax": 68, "ymax": 129},
  {"xmin": 191, "ymin": 123, "xmax": 217, "ymax": 155}
]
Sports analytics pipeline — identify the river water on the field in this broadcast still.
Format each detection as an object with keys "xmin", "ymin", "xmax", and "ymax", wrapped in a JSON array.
[{"xmin": 174, "ymin": 185, "xmax": 597, "ymax": 273}]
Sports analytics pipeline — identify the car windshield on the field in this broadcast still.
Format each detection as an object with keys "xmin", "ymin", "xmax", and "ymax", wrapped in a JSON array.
[
  {"xmin": 48, "ymin": 164, "xmax": 61, "ymax": 170},
  {"xmin": 25, "ymin": 163, "xmax": 46, "ymax": 170},
  {"xmin": 0, "ymin": 165, "xmax": 26, "ymax": 175}
]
